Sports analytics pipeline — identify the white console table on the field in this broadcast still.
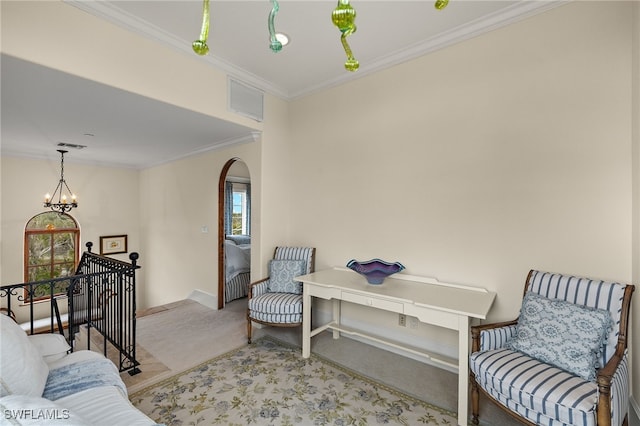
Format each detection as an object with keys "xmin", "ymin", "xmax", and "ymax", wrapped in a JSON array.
[{"xmin": 298, "ymin": 268, "xmax": 496, "ymax": 426}]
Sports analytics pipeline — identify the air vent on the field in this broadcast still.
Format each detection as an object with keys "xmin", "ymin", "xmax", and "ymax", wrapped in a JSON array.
[
  {"xmin": 57, "ymin": 142, "xmax": 87, "ymax": 149},
  {"xmin": 228, "ymin": 78, "xmax": 263, "ymax": 122}
]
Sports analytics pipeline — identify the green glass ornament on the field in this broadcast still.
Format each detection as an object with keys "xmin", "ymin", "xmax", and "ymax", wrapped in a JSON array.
[
  {"xmin": 332, "ymin": 0, "xmax": 359, "ymax": 72},
  {"xmin": 435, "ymin": 0, "xmax": 449, "ymax": 10},
  {"xmin": 268, "ymin": 0, "xmax": 283, "ymax": 53},
  {"xmin": 192, "ymin": 0, "xmax": 210, "ymax": 55}
]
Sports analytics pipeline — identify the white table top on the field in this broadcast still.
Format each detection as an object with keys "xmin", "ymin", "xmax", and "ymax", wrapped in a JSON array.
[{"xmin": 297, "ymin": 268, "xmax": 496, "ymax": 319}]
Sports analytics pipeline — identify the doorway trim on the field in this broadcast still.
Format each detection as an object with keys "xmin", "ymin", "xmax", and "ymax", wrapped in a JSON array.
[{"xmin": 217, "ymin": 157, "xmax": 240, "ymax": 309}]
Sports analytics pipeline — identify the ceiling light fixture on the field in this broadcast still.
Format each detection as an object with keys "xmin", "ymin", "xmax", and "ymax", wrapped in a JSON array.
[
  {"xmin": 275, "ymin": 33, "xmax": 289, "ymax": 47},
  {"xmin": 44, "ymin": 150, "xmax": 78, "ymax": 214},
  {"xmin": 192, "ymin": 0, "xmax": 448, "ymax": 71}
]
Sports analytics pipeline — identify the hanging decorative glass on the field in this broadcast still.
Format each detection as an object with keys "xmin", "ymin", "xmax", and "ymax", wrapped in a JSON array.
[
  {"xmin": 192, "ymin": 0, "xmax": 210, "ymax": 55},
  {"xmin": 268, "ymin": 0, "xmax": 282, "ymax": 53},
  {"xmin": 331, "ymin": 0, "xmax": 359, "ymax": 72},
  {"xmin": 434, "ymin": 0, "xmax": 449, "ymax": 10}
]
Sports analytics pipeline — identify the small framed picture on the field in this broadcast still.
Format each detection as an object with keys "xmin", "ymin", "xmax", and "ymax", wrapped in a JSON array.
[{"xmin": 100, "ymin": 235, "xmax": 128, "ymax": 255}]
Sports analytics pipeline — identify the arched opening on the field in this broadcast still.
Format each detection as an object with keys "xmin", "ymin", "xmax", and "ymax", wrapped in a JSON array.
[{"xmin": 217, "ymin": 158, "xmax": 251, "ymax": 309}]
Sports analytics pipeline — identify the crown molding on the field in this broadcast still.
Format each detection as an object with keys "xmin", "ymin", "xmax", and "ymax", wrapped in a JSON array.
[
  {"xmin": 64, "ymin": 0, "xmax": 289, "ymax": 99},
  {"xmin": 289, "ymin": 0, "xmax": 568, "ymax": 99},
  {"xmin": 66, "ymin": 0, "xmax": 567, "ymax": 101}
]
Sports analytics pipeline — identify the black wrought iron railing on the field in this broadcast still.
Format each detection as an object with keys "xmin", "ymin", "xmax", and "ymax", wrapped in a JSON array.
[{"xmin": 0, "ymin": 242, "xmax": 141, "ymax": 375}]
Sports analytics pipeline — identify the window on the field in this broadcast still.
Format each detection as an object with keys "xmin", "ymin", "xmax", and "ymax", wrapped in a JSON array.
[
  {"xmin": 232, "ymin": 186, "xmax": 247, "ymax": 235},
  {"xmin": 24, "ymin": 212, "xmax": 79, "ymax": 301}
]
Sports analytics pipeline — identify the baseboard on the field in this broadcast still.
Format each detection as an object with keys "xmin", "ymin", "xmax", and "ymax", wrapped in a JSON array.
[
  {"xmin": 187, "ymin": 289, "xmax": 218, "ymax": 310},
  {"xmin": 630, "ymin": 396, "xmax": 640, "ymax": 426}
]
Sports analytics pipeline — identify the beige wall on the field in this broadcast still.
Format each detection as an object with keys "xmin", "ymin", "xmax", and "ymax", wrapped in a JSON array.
[
  {"xmin": 631, "ymin": 0, "xmax": 640, "ymax": 413},
  {"xmin": 288, "ymin": 0, "xmax": 638, "ymax": 392},
  {"xmin": 138, "ymin": 140, "xmax": 262, "ymax": 308},
  {"xmin": 1, "ymin": 0, "xmax": 639, "ymax": 417},
  {"xmin": 0, "ymin": 156, "xmax": 140, "ymax": 322},
  {"xmin": 0, "ymin": 1, "xmax": 259, "ymax": 130}
]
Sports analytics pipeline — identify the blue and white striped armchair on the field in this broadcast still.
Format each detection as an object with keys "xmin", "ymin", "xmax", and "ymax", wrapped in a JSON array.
[
  {"xmin": 247, "ymin": 247, "xmax": 316, "ymax": 343},
  {"xmin": 470, "ymin": 270, "xmax": 634, "ymax": 426}
]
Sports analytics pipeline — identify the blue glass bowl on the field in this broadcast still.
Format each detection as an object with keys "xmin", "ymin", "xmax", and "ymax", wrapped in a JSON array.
[{"xmin": 346, "ymin": 259, "xmax": 405, "ymax": 285}]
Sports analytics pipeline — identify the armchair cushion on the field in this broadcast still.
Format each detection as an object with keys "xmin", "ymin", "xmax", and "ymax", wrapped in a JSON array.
[
  {"xmin": 267, "ymin": 260, "xmax": 306, "ymax": 294},
  {"xmin": 507, "ymin": 292, "xmax": 612, "ymax": 381},
  {"xmin": 470, "ymin": 348, "xmax": 599, "ymax": 426},
  {"xmin": 248, "ymin": 293, "xmax": 303, "ymax": 323}
]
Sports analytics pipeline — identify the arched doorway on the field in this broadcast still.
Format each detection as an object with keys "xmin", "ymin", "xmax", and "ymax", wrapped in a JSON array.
[{"xmin": 217, "ymin": 158, "xmax": 251, "ymax": 309}]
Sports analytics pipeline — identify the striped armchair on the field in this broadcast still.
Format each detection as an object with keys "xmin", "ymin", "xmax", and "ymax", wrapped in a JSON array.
[
  {"xmin": 247, "ymin": 247, "xmax": 316, "ymax": 343},
  {"xmin": 470, "ymin": 270, "xmax": 634, "ymax": 426}
]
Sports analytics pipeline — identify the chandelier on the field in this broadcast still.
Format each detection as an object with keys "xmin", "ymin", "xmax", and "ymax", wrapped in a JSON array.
[
  {"xmin": 43, "ymin": 150, "xmax": 78, "ymax": 214},
  {"xmin": 192, "ymin": 0, "xmax": 449, "ymax": 72}
]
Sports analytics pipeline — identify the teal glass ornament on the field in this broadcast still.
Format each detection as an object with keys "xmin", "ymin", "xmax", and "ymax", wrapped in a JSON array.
[{"xmin": 268, "ymin": 0, "xmax": 282, "ymax": 53}]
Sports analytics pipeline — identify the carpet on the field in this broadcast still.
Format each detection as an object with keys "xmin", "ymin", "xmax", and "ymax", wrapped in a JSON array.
[{"xmin": 130, "ymin": 336, "xmax": 457, "ymax": 425}]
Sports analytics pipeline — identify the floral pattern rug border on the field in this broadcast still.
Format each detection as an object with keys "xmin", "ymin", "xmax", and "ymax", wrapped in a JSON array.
[{"xmin": 130, "ymin": 336, "xmax": 457, "ymax": 425}]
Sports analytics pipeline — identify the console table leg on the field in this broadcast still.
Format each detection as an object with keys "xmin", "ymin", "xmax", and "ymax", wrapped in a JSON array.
[
  {"xmin": 458, "ymin": 315, "xmax": 470, "ymax": 425},
  {"xmin": 332, "ymin": 299, "xmax": 341, "ymax": 339},
  {"xmin": 302, "ymin": 285, "xmax": 311, "ymax": 358}
]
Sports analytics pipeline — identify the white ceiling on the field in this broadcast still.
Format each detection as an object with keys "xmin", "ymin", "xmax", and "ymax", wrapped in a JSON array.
[{"xmin": 1, "ymin": 1, "xmax": 563, "ymax": 169}]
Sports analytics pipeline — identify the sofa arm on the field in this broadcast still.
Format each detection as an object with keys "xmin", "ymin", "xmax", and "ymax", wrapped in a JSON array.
[
  {"xmin": 471, "ymin": 319, "xmax": 518, "ymax": 353},
  {"xmin": 27, "ymin": 333, "xmax": 71, "ymax": 363},
  {"xmin": 596, "ymin": 349, "xmax": 629, "ymax": 426}
]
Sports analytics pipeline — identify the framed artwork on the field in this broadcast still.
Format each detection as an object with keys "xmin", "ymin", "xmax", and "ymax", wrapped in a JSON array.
[{"xmin": 100, "ymin": 235, "xmax": 128, "ymax": 255}]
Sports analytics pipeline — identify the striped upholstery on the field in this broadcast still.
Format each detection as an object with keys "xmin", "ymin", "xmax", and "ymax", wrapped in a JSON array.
[
  {"xmin": 273, "ymin": 247, "xmax": 315, "ymax": 274},
  {"xmin": 470, "ymin": 348, "xmax": 599, "ymax": 426},
  {"xmin": 248, "ymin": 293, "xmax": 303, "ymax": 323},
  {"xmin": 248, "ymin": 247, "xmax": 315, "ymax": 329},
  {"xmin": 610, "ymin": 351, "xmax": 629, "ymax": 426},
  {"xmin": 479, "ymin": 324, "xmax": 517, "ymax": 352},
  {"xmin": 225, "ymin": 271, "xmax": 250, "ymax": 302},
  {"xmin": 470, "ymin": 270, "xmax": 633, "ymax": 426}
]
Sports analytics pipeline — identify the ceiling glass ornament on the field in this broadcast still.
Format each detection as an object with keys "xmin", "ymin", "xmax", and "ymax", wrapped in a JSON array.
[
  {"xmin": 268, "ymin": 0, "xmax": 282, "ymax": 53},
  {"xmin": 191, "ymin": 0, "xmax": 450, "ymax": 69},
  {"xmin": 435, "ymin": 0, "xmax": 449, "ymax": 10},
  {"xmin": 331, "ymin": 0, "xmax": 359, "ymax": 72},
  {"xmin": 192, "ymin": 0, "xmax": 210, "ymax": 55}
]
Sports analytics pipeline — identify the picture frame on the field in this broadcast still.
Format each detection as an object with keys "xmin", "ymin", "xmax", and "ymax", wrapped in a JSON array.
[{"xmin": 100, "ymin": 235, "xmax": 128, "ymax": 255}]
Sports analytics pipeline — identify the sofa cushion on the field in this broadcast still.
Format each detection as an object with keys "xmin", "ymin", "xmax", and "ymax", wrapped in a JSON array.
[
  {"xmin": 267, "ymin": 260, "xmax": 306, "ymax": 294},
  {"xmin": 0, "ymin": 395, "xmax": 89, "ymax": 425},
  {"xmin": 27, "ymin": 334, "xmax": 71, "ymax": 364},
  {"xmin": 507, "ymin": 292, "xmax": 612, "ymax": 381},
  {"xmin": 0, "ymin": 314, "xmax": 49, "ymax": 397},
  {"xmin": 57, "ymin": 386, "xmax": 156, "ymax": 426}
]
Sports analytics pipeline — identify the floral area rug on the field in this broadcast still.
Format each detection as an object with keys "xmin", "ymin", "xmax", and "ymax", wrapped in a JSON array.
[{"xmin": 130, "ymin": 336, "xmax": 457, "ymax": 425}]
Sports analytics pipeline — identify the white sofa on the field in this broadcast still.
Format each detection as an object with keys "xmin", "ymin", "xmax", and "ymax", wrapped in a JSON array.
[{"xmin": 0, "ymin": 314, "xmax": 156, "ymax": 426}]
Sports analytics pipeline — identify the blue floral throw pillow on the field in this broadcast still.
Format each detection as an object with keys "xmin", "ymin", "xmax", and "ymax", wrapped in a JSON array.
[
  {"xmin": 507, "ymin": 292, "xmax": 612, "ymax": 381},
  {"xmin": 267, "ymin": 260, "xmax": 306, "ymax": 294}
]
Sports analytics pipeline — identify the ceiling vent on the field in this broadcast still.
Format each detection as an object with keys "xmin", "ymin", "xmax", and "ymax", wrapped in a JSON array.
[
  {"xmin": 228, "ymin": 78, "xmax": 263, "ymax": 122},
  {"xmin": 57, "ymin": 142, "xmax": 87, "ymax": 149}
]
